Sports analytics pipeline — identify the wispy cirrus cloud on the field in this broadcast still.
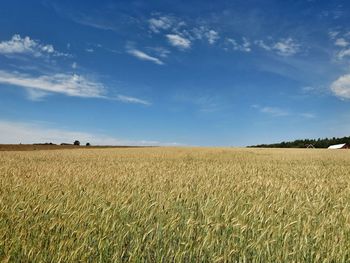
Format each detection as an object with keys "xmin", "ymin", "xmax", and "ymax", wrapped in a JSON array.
[
  {"xmin": 0, "ymin": 70, "xmax": 105, "ymax": 98},
  {"xmin": 206, "ymin": 30, "xmax": 219, "ymax": 45},
  {"xmin": 253, "ymin": 105, "xmax": 316, "ymax": 119},
  {"xmin": 227, "ymin": 37, "xmax": 251, "ymax": 52},
  {"xmin": 252, "ymin": 105, "xmax": 289, "ymax": 117},
  {"xmin": 337, "ymin": 49, "xmax": 350, "ymax": 60},
  {"xmin": 147, "ymin": 14, "xmax": 302, "ymax": 58},
  {"xmin": 166, "ymin": 34, "xmax": 191, "ymax": 49},
  {"xmin": 0, "ymin": 34, "xmax": 69, "ymax": 57},
  {"xmin": 148, "ymin": 14, "xmax": 219, "ymax": 47},
  {"xmin": 300, "ymin": 86, "xmax": 329, "ymax": 97},
  {"xmin": 147, "ymin": 47, "xmax": 171, "ymax": 58},
  {"xmin": 329, "ymin": 31, "xmax": 339, "ymax": 40},
  {"xmin": 300, "ymin": 113, "xmax": 316, "ymax": 119},
  {"xmin": 329, "ymin": 31, "xmax": 350, "ymax": 60},
  {"xmin": 50, "ymin": 2, "xmax": 139, "ymax": 33},
  {"xmin": 149, "ymin": 16, "xmax": 174, "ymax": 33},
  {"xmin": 0, "ymin": 34, "xmax": 151, "ymax": 106},
  {"xmin": 255, "ymin": 38, "xmax": 300, "ymax": 56},
  {"xmin": 273, "ymin": 38, "xmax": 300, "ymax": 56},
  {"xmin": 26, "ymin": 89, "xmax": 50, "ymax": 101},
  {"xmin": 260, "ymin": 106, "xmax": 289, "ymax": 116},
  {"xmin": 191, "ymin": 26, "xmax": 220, "ymax": 45},
  {"xmin": 0, "ymin": 70, "xmax": 151, "ymax": 105},
  {"xmin": 116, "ymin": 95, "xmax": 151, "ymax": 106},
  {"xmin": 127, "ymin": 48, "xmax": 164, "ymax": 65},
  {"xmin": 85, "ymin": 48, "xmax": 94, "ymax": 53}
]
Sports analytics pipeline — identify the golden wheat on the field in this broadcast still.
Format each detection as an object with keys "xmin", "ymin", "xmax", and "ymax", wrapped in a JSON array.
[{"xmin": 1, "ymin": 147, "xmax": 350, "ymax": 262}]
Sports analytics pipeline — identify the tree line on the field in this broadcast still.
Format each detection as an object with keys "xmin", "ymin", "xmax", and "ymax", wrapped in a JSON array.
[{"xmin": 249, "ymin": 136, "xmax": 350, "ymax": 148}]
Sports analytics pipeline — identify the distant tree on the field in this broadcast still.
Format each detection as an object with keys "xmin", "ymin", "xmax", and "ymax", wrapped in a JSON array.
[
  {"xmin": 86, "ymin": 142, "xmax": 91, "ymax": 146},
  {"xmin": 249, "ymin": 135, "xmax": 350, "ymax": 148},
  {"xmin": 74, "ymin": 140, "xmax": 80, "ymax": 146}
]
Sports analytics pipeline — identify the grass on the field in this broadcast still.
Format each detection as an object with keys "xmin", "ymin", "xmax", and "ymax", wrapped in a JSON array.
[{"xmin": 1, "ymin": 147, "xmax": 350, "ymax": 262}]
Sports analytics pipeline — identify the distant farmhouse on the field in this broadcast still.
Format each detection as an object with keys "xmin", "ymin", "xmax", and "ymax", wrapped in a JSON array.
[{"xmin": 328, "ymin": 143, "xmax": 349, "ymax": 149}]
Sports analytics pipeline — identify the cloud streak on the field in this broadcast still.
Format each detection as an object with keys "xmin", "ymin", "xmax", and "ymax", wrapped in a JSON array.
[
  {"xmin": 0, "ymin": 70, "xmax": 105, "ymax": 98},
  {"xmin": 116, "ymin": 95, "xmax": 151, "ymax": 106},
  {"xmin": 253, "ymin": 105, "xmax": 316, "ymax": 119},
  {"xmin": 0, "ymin": 70, "xmax": 151, "ymax": 105},
  {"xmin": 260, "ymin": 106, "xmax": 289, "ymax": 116},
  {"xmin": 252, "ymin": 105, "xmax": 289, "ymax": 117},
  {"xmin": 127, "ymin": 49, "xmax": 164, "ymax": 65}
]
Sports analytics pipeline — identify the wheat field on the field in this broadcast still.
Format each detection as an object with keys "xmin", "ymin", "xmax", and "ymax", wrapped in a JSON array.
[{"xmin": 1, "ymin": 147, "xmax": 350, "ymax": 262}]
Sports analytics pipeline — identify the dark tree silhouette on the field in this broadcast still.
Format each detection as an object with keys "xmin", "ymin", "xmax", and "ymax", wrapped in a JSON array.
[
  {"xmin": 86, "ymin": 142, "xmax": 91, "ymax": 146},
  {"xmin": 74, "ymin": 140, "xmax": 80, "ymax": 146},
  {"xmin": 249, "ymin": 136, "xmax": 350, "ymax": 148}
]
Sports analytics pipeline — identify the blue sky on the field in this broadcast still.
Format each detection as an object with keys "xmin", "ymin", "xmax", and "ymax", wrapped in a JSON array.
[{"xmin": 0, "ymin": 0, "xmax": 350, "ymax": 146}]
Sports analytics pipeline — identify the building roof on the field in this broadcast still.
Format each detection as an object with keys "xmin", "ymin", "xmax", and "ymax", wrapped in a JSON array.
[{"xmin": 328, "ymin": 143, "xmax": 347, "ymax": 149}]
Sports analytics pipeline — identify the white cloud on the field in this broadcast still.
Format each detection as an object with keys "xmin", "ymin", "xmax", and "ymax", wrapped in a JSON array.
[
  {"xmin": 255, "ymin": 40, "xmax": 272, "ymax": 51},
  {"xmin": 301, "ymin": 85, "xmax": 329, "ymax": 96},
  {"xmin": 227, "ymin": 38, "xmax": 251, "ymax": 52},
  {"xmin": 0, "ymin": 34, "xmax": 68, "ymax": 57},
  {"xmin": 72, "ymin": 62, "xmax": 78, "ymax": 69},
  {"xmin": 255, "ymin": 38, "xmax": 300, "ymax": 56},
  {"xmin": 166, "ymin": 34, "xmax": 191, "ymax": 49},
  {"xmin": 300, "ymin": 113, "xmax": 316, "ymax": 118},
  {"xmin": 148, "ymin": 15, "xmax": 220, "ymax": 48},
  {"xmin": 149, "ymin": 47, "xmax": 171, "ymax": 58},
  {"xmin": 302, "ymin": 86, "xmax": 315, "ymax": 92},
  {"xmin": 333, "ymin": 34, "xmax": 350, "ymax": 59},
  {"xmin": 260, "ymin": 106, "xmax": 289, "ymax": 116},
  {"xmin": 335, "ymin": 38, "xmax": 349, "ymax": 47},
  {"xmin": 0, "ymin": 70, "xmax": 105, "ymax": 98},
  {"xmin": 148, "ymin": 14, "xmax": 188, "ymax": 36},
  {"xmin": 329, "ymin": 31, "xmax": 339, "ymax": 40},
  {"xmin": 272, "ymin": 38, "xmax": 300, "ymax": 56},
  {"xmin": 330, "ymin": 74, "xmax": 350, "ymax": 99},
  {"xmin": 26, "ymin": 89, "xmax": 49, "ymax": 101},
  {"xmin": 191, "ymin": 26, "xmax": 220, "ymax": 45},
  {"xmin": 206, "ymin": 30, "xmax": 219, "ymax": 45},
  {"xmin": 253, "ymin": 105, "xmax": 314, "ymax": 118},
  {"xmin": 149, "ymin": 16, "xmax": 173, "ymax": 33},
  {"xmin": 0, "ymin": 70, "xmax": 151, "ymax": 105},
  {"xmin": 253, "ymin": 105, "xmax": 289, "ymax": 117},
  {"xmin": 127, "ymin": 49, "xmax": 164, "ymax": 65},
  {"xmin": 0, "ymin": 120, "xmax": 179, "ymax": 146},
  {"xmin": 116, "ymin": 95, "xmax": 151, "ymax": 106},
  {"xmin": 85, "ymin": 48, "xmax": 94, "ymax": 53},
  {"xmin": 336, "ymin": 48, "xmax": 350, "ymax": 60}
]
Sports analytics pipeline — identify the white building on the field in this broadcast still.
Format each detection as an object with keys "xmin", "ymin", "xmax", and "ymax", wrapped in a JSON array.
[{"xmin": 328, "ymin": 143, "xmax": 348, "ymax": 149}]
